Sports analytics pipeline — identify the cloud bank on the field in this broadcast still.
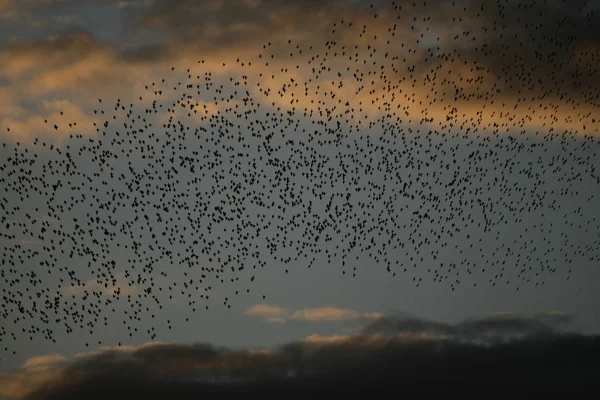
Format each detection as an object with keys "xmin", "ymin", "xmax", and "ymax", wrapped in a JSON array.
[
  {"xmin": 2, "ymin": 0, "xmax": 600, "ymax": 141},
  {"xmin": 1, "ymin": 312, "xmax": 599, "ymax": 398}
]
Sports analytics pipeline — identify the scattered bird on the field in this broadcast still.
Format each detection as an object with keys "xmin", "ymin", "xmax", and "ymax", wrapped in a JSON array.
[{"xmin": 0, "ymin": 0, "xmax": 598, "ymax": 360}]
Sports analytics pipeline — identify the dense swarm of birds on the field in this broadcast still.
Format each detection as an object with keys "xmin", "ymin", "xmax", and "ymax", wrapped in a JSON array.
[{"xmin": 1, "ymin": 0, "xmax": 599, "ymax": 360}]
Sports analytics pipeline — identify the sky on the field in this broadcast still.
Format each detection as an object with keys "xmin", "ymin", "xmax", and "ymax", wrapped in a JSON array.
[{"xmin": 1, "ymin": 0, "xmax": 600, "ymax": 398}]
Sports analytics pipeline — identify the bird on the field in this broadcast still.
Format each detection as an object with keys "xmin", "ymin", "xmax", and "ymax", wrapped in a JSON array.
[{"xmin": 0, "ymin": 0, "xmax": 598, "ymax": 359}]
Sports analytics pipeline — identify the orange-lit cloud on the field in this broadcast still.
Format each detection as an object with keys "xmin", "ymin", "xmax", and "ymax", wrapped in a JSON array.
[
  {"xmin": 61, "ymin": 272, "xmax": 137, "ymax": 297},
  {"xmin": 245, "ymin": 304, "xmax": 383, "ymax": 323},
  {"xmin": 0, "ymin": 1, "xmax": 12, "ymax": 18},
  {"xmin": 1, "ymin": 0, "xmax": 599, "ymax": 144},
  {"xmin": 244, "ymin": 304, "xmax": 288, "ymax": 319},
  {"xmin": 290, "ymin": 307, "xmax": 360, "ymax": 322}
]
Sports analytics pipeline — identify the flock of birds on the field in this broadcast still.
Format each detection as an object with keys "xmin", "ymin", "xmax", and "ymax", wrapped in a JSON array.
[{"xmin": 1, "ymin": 0, "xmax": 599, "ymax": 360}]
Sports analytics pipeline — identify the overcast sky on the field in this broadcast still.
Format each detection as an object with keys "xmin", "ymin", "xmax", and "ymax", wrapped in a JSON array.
[{"xmin": 1, "ymin": 0, "xmax": 600, "ymax": 398}]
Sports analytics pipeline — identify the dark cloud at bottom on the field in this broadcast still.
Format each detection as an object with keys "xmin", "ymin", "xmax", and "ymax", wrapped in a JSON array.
[
  {"xmin": 6, "ymin": 313, "xmax": 597, "ymax": 399},
  {"xmin": 31, "ymin": 364, "xmax": 600, "ymax": 400},
  {"xmin": 28, "ymin": 336, "xmax": 600, "ymax": 399}
]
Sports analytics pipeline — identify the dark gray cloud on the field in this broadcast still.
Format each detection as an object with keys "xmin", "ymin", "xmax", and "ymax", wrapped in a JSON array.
[
  {"xmin": 3, "ymin": 0, "xmax": 600, "ymax": 134},
  {"xmin": 131, "ymin": 0, "xmax": 348, "ymax": 31},
  {"xmin": 363, "ymin": 311, "xmax": 573, "ymax": 343},
  {"xmin": 443, "ymin": 0, "xmax": 600, "ymax": 103},
  {"xmin": 3, "ymin": 312, "xmax": 599, "ymax": 399},
  {"xmin": 115, "ymin": 0, "xmax": 600, "ymax": 132},
  {"xmin": 117, "ymin": 0, "xmax": 358, "ymax": 63}
]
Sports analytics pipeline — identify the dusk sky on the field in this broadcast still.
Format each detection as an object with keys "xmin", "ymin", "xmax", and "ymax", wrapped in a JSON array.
[{"xmin": 1, "ymin": 0, "xmax": 600, "ymax": 398}]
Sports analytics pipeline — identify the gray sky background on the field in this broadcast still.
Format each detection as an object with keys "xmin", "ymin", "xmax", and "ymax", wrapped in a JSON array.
[{"xmin": 1, "ymin": 1, "xmax": 600, "ymax": 398}]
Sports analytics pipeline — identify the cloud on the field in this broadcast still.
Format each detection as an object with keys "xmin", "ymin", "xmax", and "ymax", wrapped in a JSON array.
[
  {"xmin": 245, "ymin": 304, "xmax": 384, "ymax": 323},
  {"xmin": 117, "ymin": 0, "xmax": 600, "ymax": 134},
  {"xmin": 290, "ymin": 307, "xmax": 360, "ymax": 322},
  {"xmin": 115, "ymin": 0, "xmax": 151, "ymax": 8},
  {"xmin": 301, "ymin": 334, "xmax": 353, "ymax": 344},
  {"xmin": 1, "ymin": 312, "xmax": 599, "ymax": 399},
  {"xmin": 244, "ymin": 304, "xmax": 288, "ymax": 319},
  {"xmin": 20, "ymin": 354, "xmax": 67, "ymax": 371},
  {"xmin": 3, "ymin": 0, "xmax": 600, "ymax": 142},
  {"xmin": 0, "ymin": 0, "xmax": 14, "ymax": 19},
  {"xmin": 61, "ymin": 272, "xmax": 137, "ymax": 297},
  {"xmin": 362, "ymin": 311, "xmax": 574, "ymax": 344},
  {"xmin": 362, "ymin": 312, "xmax": 385, "ymax": 320},
  {"xmin": 0, "ymin": 29, "xmax": 147, "ymax": 141}
]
